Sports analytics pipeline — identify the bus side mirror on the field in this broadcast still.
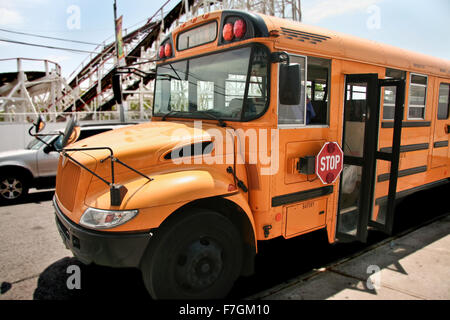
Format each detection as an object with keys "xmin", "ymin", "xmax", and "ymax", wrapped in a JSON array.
[
  {"xmin": 33, "ymin": 115, "xmax": 46, "ymax": 134},
  {"xmin": 279, "ymin": 64, "xmax": 301, "ymax": 105},
  {"xmin": 60, "ymin": 116, "xmax": 80, "ymax": 150}
]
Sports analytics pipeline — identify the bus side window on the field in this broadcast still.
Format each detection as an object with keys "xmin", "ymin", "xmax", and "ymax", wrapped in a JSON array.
[
  {"xmin": 278, "ymin": 55, "xmax": 306, "ymax": 126},
  {"xmin": 438, "ymin": 83, "xmax": 450, "ymax": 120},
  {"xmin": 306, "ymin": 57, "xmax": 331, "ymax": 125},
  {"xmin": 383, "ymin": 68, "xmax": 406, "ymax": 121},
  {"xmin": 408, "ymin": 73, "xmax": 428, "ymax": 120}
]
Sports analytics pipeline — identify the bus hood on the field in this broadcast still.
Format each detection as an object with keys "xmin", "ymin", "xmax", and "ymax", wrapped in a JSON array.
[
  {"xmin": 56, "ymin": 120, "xmax": 235, "ymax": 223},
  {"xmin": 67, "ymin": 120, "xmax": 227, "ymax": 176}
]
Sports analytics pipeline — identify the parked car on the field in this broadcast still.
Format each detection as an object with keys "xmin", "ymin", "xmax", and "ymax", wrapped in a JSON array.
[{"xmin": 0, "ymin": 123, "xmax": 134, "ymax": 204}]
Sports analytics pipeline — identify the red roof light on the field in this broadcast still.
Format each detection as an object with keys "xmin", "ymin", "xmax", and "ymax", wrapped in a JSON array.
[
  {"xmin": 223, "ymin": 23, "xmax": 234, "ymax": 41},
  {"xmin": 234, "ymin": 19, "xmax": 246, "ymax": 39},
  {"xmin": 159, "ymin": 46, "xmax": 165, "ymax": 59},
  {"xmin": 164, "ymin": 43, "xmax": 172, "ymax": 57}
]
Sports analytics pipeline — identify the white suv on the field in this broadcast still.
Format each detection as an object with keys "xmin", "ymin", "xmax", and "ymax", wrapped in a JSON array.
[{"xmin": 0, "ymin": 123, "xmax": 134, "ymax": 204}]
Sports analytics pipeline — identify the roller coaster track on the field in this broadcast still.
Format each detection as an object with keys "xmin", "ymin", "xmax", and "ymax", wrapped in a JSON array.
[
  {"xmin": 38, "ymin": 0, "xmax": 302, "ymax": 119},
  {"xmin": 49, "ymin": 0, "xmax": 202, "ymax": 115}
]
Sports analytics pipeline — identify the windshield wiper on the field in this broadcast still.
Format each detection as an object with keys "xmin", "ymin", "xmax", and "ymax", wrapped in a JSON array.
[
  {"xmin": 194, "ymin": 110, "xmax": 227, "ymax": 128},
  {"xmin": 161, "ymin": 109, "xmax": 227, "ymax": 127},
  {"xmin": 161, "ymin": 110, "xmax": 183, "ymax": 121},
  {"xmin": 168, "ymin": 63, "xmax": 182, "ymax": 81}
]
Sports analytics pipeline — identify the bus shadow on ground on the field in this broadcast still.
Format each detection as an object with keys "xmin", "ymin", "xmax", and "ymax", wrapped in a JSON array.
[
  {"xmin": 33, "ymin": 184, "xmax": 448, "ymax": 300},
  {"xmin": 31, "ymin": 233, "xmax": 377, "ymax": 300},
  {"xmin": 33, "ymin": 257, "xmax": 150, "ymax": 300},
  {"xmin": 262, "ymin": 214, "xmax": 450, "ymax": 300}
]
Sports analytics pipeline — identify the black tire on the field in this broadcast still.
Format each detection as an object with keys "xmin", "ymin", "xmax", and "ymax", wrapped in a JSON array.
[
  {"xmin": 141, "ymin": 209, "xmax": 243, "ymax": 300},
  {"xmin": 0, "ymin": 173, "xmax": 29, "ymax": 204}
]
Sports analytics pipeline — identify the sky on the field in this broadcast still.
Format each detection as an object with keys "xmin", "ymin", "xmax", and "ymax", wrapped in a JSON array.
[{"xmin": 0, "ymin": 0, "xmax": 449, "ymax": 79}]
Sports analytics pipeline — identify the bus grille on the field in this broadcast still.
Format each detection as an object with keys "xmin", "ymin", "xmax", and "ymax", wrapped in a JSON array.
[{"xmin": 56, "ymin": 159, "xmax": 81, "ymax": 212}]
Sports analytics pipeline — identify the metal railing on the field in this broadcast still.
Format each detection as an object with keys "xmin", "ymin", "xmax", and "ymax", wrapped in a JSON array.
[{"xmin": 0, "ymin": 111, "xmax": 152, "ymax": 123}]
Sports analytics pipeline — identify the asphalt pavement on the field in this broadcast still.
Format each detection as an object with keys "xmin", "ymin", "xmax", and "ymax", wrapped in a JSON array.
[
  {"xmin": 0, "ymin": 190, "xmax": 70, "ymax": 299},
  {"xmin": 0, "ymin": 189, "xmax": 150, "ymax": 300},
  {"xmin": 0, "ymin": 185, "xmax": 449, "ymax": 300}
]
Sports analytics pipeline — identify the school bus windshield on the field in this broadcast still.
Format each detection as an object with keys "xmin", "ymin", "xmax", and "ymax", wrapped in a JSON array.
[{"xmin": 153, "ymin": 44, "xmax": 270, "ymax": 121}]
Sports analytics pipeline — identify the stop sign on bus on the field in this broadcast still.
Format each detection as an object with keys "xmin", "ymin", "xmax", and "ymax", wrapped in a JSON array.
[{"xmin": 316, "ymin": 142, "xmax": 344, "ymax": 185}]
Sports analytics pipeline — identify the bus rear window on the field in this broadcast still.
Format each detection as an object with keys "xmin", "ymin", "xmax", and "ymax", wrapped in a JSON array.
[{"xmin": 177, "ymin": 22, "xmax": 217, "ymax": 51}]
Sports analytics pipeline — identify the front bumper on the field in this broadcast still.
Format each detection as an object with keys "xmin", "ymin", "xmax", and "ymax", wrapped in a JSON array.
[{"xmin": 53, "ymin": 197, "xmax": 152, "ymax": 268}]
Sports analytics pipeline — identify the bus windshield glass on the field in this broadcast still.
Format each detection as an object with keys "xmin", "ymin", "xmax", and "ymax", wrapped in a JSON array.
[{"xmin": 153, "ymin": 44, "xmax": 269, "ymax": 121}]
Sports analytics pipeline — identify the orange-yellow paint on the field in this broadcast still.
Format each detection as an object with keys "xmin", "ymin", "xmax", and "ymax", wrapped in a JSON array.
[{"xmin": 54, "ymin": 10, "xmax": 450, "ymax": 252}]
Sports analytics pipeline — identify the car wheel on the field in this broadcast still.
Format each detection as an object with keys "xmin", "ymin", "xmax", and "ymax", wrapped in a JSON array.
[
  {"xmin": 0, "ymin": 174, "xmax": 29, "ymax": 204},
  {"xmin": 141, "ymin": 209, "xmax": 243, "ymax": 300}
]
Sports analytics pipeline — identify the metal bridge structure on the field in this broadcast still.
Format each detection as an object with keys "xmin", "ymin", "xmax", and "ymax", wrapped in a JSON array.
[
  {"xmin": 0, "ymin": 0, "xmax": 302, "ymax": 123},
  {"xmin": 0, "ymin": 58, "xmax": 64, "ymax": 123}
]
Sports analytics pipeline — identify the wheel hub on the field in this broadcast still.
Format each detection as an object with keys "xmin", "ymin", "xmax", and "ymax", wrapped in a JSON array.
[
  {"xmin": 175, "ymin": 237, "xmax": 223, "ymax": 292},
  {"xmin": 200, "ymin": 263, "xmax": 210, "ymax": 273},
  {"xmin": 0, "ymin": 178, "xmax": 23, "ymax": 200}
]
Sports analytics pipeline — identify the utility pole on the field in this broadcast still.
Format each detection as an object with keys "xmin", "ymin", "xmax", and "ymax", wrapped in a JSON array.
[
  {"xmin": 298, "ymin": 0, "xmax": 302, "ymax": 22},
  {"xmin": 113, "ymin": 0, "xmax": 126, "ymax": 122}
]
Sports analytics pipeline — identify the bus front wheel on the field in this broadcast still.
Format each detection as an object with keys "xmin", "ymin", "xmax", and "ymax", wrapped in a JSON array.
[{"xmin": 141, "ymin": 209, "xmax": 243, "ymax": 300}]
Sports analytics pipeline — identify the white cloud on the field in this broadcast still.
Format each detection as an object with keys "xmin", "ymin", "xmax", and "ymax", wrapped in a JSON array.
[
  {"xmin": 303, "ymin": 0, "xmax": 384, "ymax": 23},
  {"xmin": 0, "ymin": 0, "xmax": 48, "ymax": 9},
  {"xmin": 0, "ymin": 7, "xmax": 24, "ymax": 26},
  {"xmin": 0, "ymin": 0, "xmax": 49, "ymax": 26}
]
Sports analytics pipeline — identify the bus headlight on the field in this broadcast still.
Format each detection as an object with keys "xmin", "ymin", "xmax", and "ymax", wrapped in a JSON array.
[{"xmin": 80, "ymin": 208, "xmax": 139, "ymax": 230}]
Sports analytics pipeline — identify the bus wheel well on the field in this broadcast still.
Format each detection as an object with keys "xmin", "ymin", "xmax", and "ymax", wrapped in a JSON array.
[{"xmin": 164, "ymin": 196, "xmax": 256, "ymax": 277}]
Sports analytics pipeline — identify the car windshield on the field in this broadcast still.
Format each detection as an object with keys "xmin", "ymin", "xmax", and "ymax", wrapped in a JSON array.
[
  {"xmin": 153, "ymin": 44, "xmax": 269, "ymax": 121},
  {"xmin": 54, "ymin": 135, "xmax": 64, "ymax": 150},
  {"xmin": 27, "ymin": 135, "xmax": 56, "ymax": 150}
]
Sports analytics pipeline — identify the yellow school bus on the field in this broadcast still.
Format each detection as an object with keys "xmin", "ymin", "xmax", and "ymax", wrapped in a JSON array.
[{"xmin": 51, "ymin": 10, "xmax": 450, "ymax": 299}]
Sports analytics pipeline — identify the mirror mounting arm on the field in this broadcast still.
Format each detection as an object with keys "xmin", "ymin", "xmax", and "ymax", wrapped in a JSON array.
[
  {"xmin": 28, "ymin": 126, "xmax": 62, "ymax": 150},
  {"xmin": 64, "ymin": 146, "xmax": 153, "ymax": 207},
  {"xmin": 100, "ymin": 155, "xmax": 153, "ymax": 182},
  {"xmin": 271, "ymin": 51, "xmax": 290, "ymax": 65}
]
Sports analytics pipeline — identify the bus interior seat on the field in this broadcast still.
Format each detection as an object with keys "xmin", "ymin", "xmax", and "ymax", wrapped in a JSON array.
[
  {"xmin": 229, "ymin": 98, "xmax": 243, "ymax": 110},
  {"xmin": 229, "ymin": 98, "xmax": 244, "ymax": 117},
  {"xmin": 310, "ymin": 100, "xmax": 327, "ymax": 124}
]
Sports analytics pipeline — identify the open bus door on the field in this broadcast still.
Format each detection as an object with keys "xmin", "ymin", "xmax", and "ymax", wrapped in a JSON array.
[
  {"xmin": 336, "ymin": 74, "xmax": 405, "ymax": 242},
  {"xmin": 370, "ymin": 79, "xmax": 406, "ymax": 235}
]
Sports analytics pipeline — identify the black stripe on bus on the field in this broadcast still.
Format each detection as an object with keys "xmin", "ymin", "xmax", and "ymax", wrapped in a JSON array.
[
  {"xmin": 377, "ymin": 166, "xmax": 427, "ymax": 183},
  {"xmin": 375, "ymin": 179, "xmax": 449, "ymax": 206},
  {"xmin": 379, "ymin": 143, "xmax": 429, "ymax": 154},
  {"xmin": 434, "ymin": 141, "xmax": 449, "ymax": 148},
  {"xmin": 381, "ymin": 121, "xmax": 431, "ymax": 128},
  {"xmin": 272, "ymin": 186, "xmax": 333, "ymax": 207}
]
